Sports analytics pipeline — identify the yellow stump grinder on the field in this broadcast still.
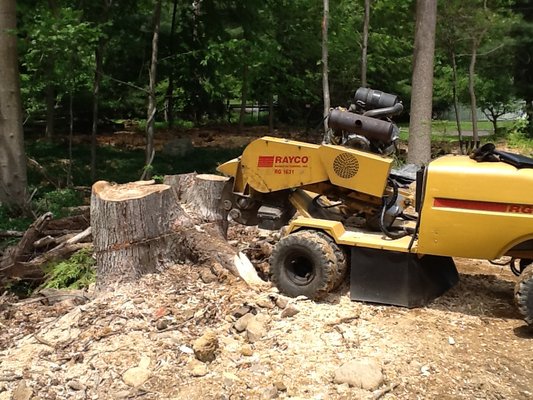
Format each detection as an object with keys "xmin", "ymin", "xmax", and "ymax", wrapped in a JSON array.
[{"xmin": 217, "ymin": 88, "xmax": 533, "ymax": 325}]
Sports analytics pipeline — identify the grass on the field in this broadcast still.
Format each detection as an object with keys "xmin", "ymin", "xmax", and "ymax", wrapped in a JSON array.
[{"xmin": 397, "ymin": 120, "xmax": 519, "ymax": 143}]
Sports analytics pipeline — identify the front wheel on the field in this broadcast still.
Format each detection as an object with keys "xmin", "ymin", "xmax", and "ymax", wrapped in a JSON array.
[
  {"xmin": 270, "ymin": 230, "xmax": 347, "ymax": 299},
  {"xmin": 515, "ymin": 264, "xmax": 533, "ymax": 325}
]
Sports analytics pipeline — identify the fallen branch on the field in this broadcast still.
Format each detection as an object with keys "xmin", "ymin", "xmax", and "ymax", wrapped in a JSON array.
[
  {"xmin": 19, "ymin": 243, "xmax": 91, "ymax": 270},
  {"xmin": 0, "ymin": 230, "xmax": 24, "ymax": 238}
]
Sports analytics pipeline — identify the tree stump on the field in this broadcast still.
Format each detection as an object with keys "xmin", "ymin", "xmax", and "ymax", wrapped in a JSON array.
[
  {"xmin": 91, "ymin": 176, "xmax": 267, "ymax": 288},
  {"xmin": 91, "ymin": 180, "xmax": 180, "ymax": 286}
]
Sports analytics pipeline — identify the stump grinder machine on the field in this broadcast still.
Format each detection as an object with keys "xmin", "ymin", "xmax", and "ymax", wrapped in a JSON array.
[{"xmin": 217, "ymin": 87, "xmax": 533, "ymax": 325}]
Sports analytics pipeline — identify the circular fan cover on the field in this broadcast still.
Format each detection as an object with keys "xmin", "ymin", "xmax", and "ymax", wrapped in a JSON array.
[{"xmin": 333, "ymin": 153, "xmax": 359, "ymax": 179}]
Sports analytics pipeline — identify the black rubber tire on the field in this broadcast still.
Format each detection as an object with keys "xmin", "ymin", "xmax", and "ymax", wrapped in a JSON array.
[
  {"xmin": 270, "ymin": 230, "xmax": 347, "ymax": 299},
  {"xmin": 515, "ymin": 264, "xmax": 533, "ymax": 325}
]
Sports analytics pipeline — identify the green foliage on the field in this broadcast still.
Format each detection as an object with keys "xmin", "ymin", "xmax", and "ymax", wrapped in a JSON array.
[
  {"xmin": 42, "ymin": 248, "xmax": 96, "ymax": 290},
  {"xmin": 0, "ymin": 206, "xmax": 32, "ymax": 231},
  {"xmin": 19, "ymin": 4, "xmax": 101, "ymax": 120},
  {"xmin": 33, "ymin": 189, "xmax": 83, "ymax": 219}
]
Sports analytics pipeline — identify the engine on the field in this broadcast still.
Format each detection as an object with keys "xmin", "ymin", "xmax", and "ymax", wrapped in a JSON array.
[{"xmin": 327, "ymin": 87, "xmax": 403, "ymax": 155}]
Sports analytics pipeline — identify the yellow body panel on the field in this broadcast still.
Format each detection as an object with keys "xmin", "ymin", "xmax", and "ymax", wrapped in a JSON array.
[
  {"xmin": 417, "ymin": 155, "xmax": 533, "ymax": 259},
  {"xmin": 288, "ymin": 217, "xmax": 416, "ymax": 253},
  {"xmin": 217, "ymin": 136, "xmax": 392, "ymax": 197}
]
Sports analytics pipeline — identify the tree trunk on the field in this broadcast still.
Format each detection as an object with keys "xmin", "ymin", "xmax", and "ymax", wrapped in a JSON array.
[
  {"xmin": 361, "ymin": 0, "xmax": 371, "ymax": 87},
  {"xmin": 238, "ymin": 64, "xmax": 249, "ymax": 134},
  {"xmin": 91, "ymin": 180, "xmax": 180, "ymax": 286},
  {"xmin": 0, "ymin": 0, "xmax": 28, "ymax": 208},
  {"xmin": 164, "ymin": 0, "xmax": 179, "ymax": 128},
  {"xmin": 451, "ymin": 51, "xmax": 464, "ymax": 154},
  {"xmin": 91, "ymin": 176, "xmax": 266, "ymax": 288},
  {"xmin": 407, "ymin": 0, "xmax": 437, "ymax": 166},
  {"xmin": 91, "ymin": 39, "xmax": 104, "ymax": 182},
  {"xmin": 322, "ymin": 0, "xmax": 331, "ymax": 136},
  {"xmin": 67, "ymin": 93, "xmax": 74, "ymax": 187},
  {"xmin": 145, "ymin": 0, "xmax": 162, "ymax": 179},
  {"xmin": 45, "ymin": 85, "xmax": 55, "ymax": 138},
  {"xmin": 469, "ymin": 39, "xmax": 480, "ymax": 147},
  {"xmin": 44, "ymin": 0, "xmax": 59, "ymax": 139},
  {"xmin": 268, "ymin": 92, "xmax": 274, "ymax": 133}
]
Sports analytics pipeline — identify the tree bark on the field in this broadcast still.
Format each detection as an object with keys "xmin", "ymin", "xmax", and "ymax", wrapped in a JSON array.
[
  {"xmin": 268, "ymin": 92, "xmax": 274, "ymax": 133},
  {"xmin": 164, "ymin": 0, "xmax": 179, "ymax": 128},
  {"xmin": 45, "ymin": 85, "xmax": 55, "ymax": 138},
  {"xmin": 44, "ymin": 0, "xmax": 59, "ymax": 139},
  {"xmin": 91, "ymin": 180, "xmax": 180, "ymax": 287},
  {"xmin": 238, "ymin": 64, "xmax": 249, "ymax": 134},
  {"xmin": 91, "ymin": 40, "xmax": 104, "ymax": 182},
  {"xmin": 322, "ymin": 0, "xmax": 331, "ymax": 136},
  {"xmin": 0, "ymin": 0, "xmax": 28, "ymax": 208},
  {"xmin": 91, "ymin": 176, "xmax": 266, "ymax": 288},
  {"xmin": 469, "ymin": 38, "xmax": 481, "ymax": 147},
  {"xmin": 407, "ymin": 0, "xmax": 437, "ymax": 165},
  {"xmin": 361, "ymin": 0, "xmax": 371, "ymax": 88},
  {"xmin": 145, "ymin": 0, "xmax": 162, "ymax": 179},
  {"xmin": 451, "ymin": 51, "xmax": 464, "ymax": 154}
]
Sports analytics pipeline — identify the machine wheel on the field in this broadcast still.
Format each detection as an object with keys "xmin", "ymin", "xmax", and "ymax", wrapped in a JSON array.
[
  {"xmin": 514, "ymin": 264, "xmax": 533, "ymax": 325},
  {"xmin": 270, "ymin": 230, "xmax": 347, "ymax": 299}
]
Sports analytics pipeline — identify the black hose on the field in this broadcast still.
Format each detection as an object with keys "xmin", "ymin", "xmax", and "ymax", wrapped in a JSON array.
[
  {"xmin": 378, "ymin": 196, "xmax": 410, "ymax": 239},
  {"xmin": 363, "ymin": 102, "xmax": 404, "ymax": 118},
  {"xmin": 312, "ymin": 194, "xmax": 342, "ymax": 209}
]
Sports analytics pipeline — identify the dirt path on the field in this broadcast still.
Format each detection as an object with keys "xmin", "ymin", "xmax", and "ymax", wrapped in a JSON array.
[{"xmin": 0, "ymin": 228, "xmax": 531, "ymax": 400}]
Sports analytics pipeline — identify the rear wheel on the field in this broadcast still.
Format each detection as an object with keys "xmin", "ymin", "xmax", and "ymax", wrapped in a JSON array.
[
  {"xmin": 270, "ymin": 230, "xmax": 347, "ymax": 299},
  {"xmin": 515, "ymin": 264, "xmax": 533, "ymax": 325}
]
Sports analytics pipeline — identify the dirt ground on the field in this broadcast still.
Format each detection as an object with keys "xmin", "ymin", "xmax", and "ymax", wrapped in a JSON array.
[
  {"xmin": 2, "ymin": 129, "xmax": 531, "ymax": 399},
  {"xmin": 0, "ymin": 222, "xmax": 531, "ymax": 400}
]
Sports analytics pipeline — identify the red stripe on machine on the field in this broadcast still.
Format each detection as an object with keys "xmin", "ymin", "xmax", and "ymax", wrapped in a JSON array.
[
  {"xmin": 433, "ymin": 198, "xmax": 533, "ymax": 214},
  {"xmin": 257, "ymin": 156, "xmax": 275, "ymax": 167}
]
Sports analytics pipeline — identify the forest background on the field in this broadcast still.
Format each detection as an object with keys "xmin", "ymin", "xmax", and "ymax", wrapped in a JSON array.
[{"xmin": 1, "ymin": 0, "xmax": 533, "ymax": 230}]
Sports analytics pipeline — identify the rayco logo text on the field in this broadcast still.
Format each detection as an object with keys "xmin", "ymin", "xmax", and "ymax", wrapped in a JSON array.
[{"xmin": 257, "ymin": 155, "xmax": 309, "ymax": 167}]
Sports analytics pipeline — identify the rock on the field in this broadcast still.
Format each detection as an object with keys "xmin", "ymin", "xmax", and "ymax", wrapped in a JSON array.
[
  {"xmin": 223, "ymin": 372, "xmax": 240, "ymax": 387},
  {"xmin": 233, "ymin": 305, "xmax": 254, "ymax": 318},
  {"xmin": 255, "ymin": 296, "xmax": 275, "ymax": 309},
  {"xmin": 193, "ymin": 330, "xmax": 219, "ymax": 362},
  {"xmin": 123, "ymin": 356, "xmax": 151, "ymax": 387},
  {"xmin": 280, "ymin": 304, "xmax": 300, "ymax": 318},
  {"xmin": 240, "ymin": 344, "xmax": 254, "ymax": 356},
  {"xmin": 200, "ymin": 269, "xmax": 218, "ymax": 284},
  {"xmin": 275, "ymin": 296, "xmax": 289, "ymax": 309},
  {"xmin": 123, "ymin": 367, "xmax": 151, "ymax": 388},
  {"xmin": 261, "ymin": 385, "xmax": 279, "ymax": 399},
  {"xmin": 156, "ymin": 319, "xmax": 168, "ymax": 330},
  {"xmin": 188, "ymin": 360, "xmax": 208, "ymax": 377},
  {"xmin": 246, "ymin": 314, "xmax": 268, "ymax": 343},
  {"xmin": 274, "ymin": 381, "xmax": 287, "ymax": 392},
  {"xmin": 448, "ymin": 336, "xmax": 456, "ymax": 345},
  {"xmin": 179, "ymin": 344, "xmax": 194, "ymax": 354},
  {"xmin": 12, "ymin": 380, "xmax": 32, "ymax": 400},
  {"xmin": 67, "ymin": 380, "xmax": 85, "ymax": 391},
  {"xmin": 234, "ymin": 313, "xmax": 254, "ymax": 333},
  {"xmin": 333, "ymin": 358, "xmax": 383, "ymax": 390}
]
